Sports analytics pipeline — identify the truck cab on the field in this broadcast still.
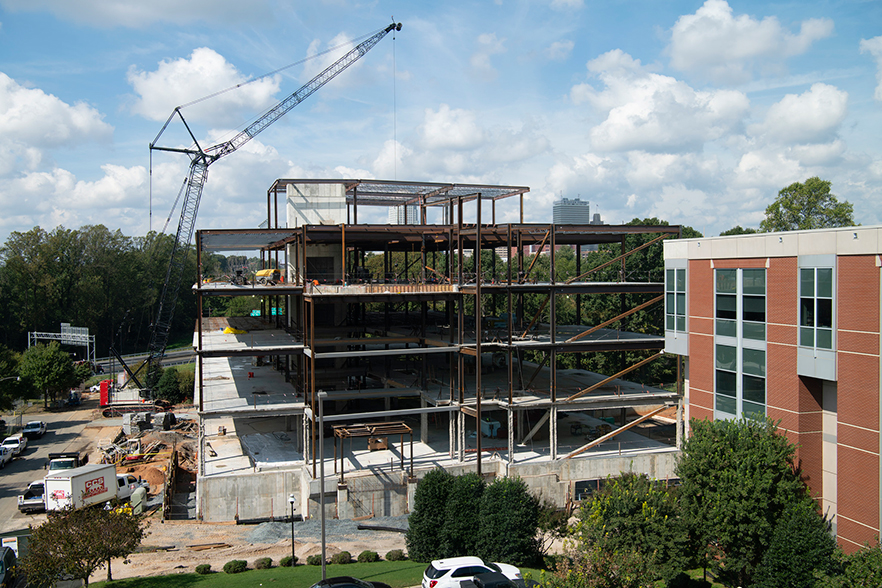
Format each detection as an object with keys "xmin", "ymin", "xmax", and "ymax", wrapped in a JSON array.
[{"xmin": 116, "ymin": 474, "xmax": 149, "ymax": 500}]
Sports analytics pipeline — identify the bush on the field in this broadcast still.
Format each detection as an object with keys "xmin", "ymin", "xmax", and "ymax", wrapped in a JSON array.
[
  {"xmin": 478, "ymin": 476, "xmax": 541, "ymax": 567},
  {"xmin": 254, "ymin": 557, "xmax": 273, "ymax": 569},
  {"xmin": 279, "ymin": 555, "xmax": 297, "ymax": 567},
  {"xmin": 406, "ymin": 468, "xmax": 454, "ymax": 562},
  {"xmin": 386, "ymin": 549, "xmax": 407, "ymax": 561},
  {"xmin": 331, "ymin": 551, "xmax": 352, "ymax": 564},
  {"xmin": 357, "ymin": 550, "xmax": 380, "ymax": 563},
  {"xmin": 195, "ymin": 564, "xmax": 211, "ymax": 575},
  {"xmin": 223, "ymin": 560, "xmax": 248, "ymax": 574},
  {"xmin": 307, "ymin": 554, "xmax": 324, "ymax": 566},
  {"xmin": 441, "ymin": 472, "xmax": 485, "ymax": 557}
]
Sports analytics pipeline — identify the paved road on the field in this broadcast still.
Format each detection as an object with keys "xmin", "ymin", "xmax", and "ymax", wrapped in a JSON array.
[{"xmin": 0, "ymin": 406, "xmax": 94, "ymax": 534}]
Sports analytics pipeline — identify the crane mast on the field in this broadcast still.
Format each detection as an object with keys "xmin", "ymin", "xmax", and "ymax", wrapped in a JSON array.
[{"xmin": 136, "ymin": 21, "xmax": 401, "ymax": 389}]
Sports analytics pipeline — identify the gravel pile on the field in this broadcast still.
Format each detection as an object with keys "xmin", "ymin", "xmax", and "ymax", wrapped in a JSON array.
[{"xmin": 247, "ymin": 515, "xmax": 410, "ymax": 544}]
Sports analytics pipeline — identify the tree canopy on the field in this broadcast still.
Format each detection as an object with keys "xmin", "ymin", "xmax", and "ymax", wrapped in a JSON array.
[
  {"xmin": 22, "ymin": 506, "xmax": 146, "ymax": 586},
  {"xmin": 760, "ymin": 177, "xmax": 856, "ymax": 232},
  {"xmin": 676, "ymin": 417, "xmax": 815, "ymax": 587},
  {"xmin": 19, "ymin": 342, "xmax": 78, "ymax": 407}
]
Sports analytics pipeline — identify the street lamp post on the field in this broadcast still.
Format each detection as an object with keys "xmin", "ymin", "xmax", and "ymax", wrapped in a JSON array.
[{"xmin": 289, "ymin": 493, "xmax": 297, "ymax": 566}]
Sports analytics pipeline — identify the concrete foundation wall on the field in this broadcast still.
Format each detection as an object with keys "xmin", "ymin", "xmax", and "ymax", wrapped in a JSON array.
[
  {"xmin": 198, "ymin": 450, "xmax": 679, "ymax": 522},
  {"xmin": 198, "ymin": 470, "xmax": 300, "ymax": 522}
]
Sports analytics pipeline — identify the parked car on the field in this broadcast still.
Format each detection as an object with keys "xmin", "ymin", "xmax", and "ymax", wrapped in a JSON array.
[
  {"xmin": 0, "ymin": 545, "xmax": 16, "ymax": 588},
  {"xmin": 422, "ymin": 557, "xmax": 522, "ymax": 588},
  {"xmin": 0, "ymin": 447, "xmax": 12, "ymax": 469},
  {"xmin": 1, "ymin": 434, "xmax": 27, "ymax": 456},
  {"xmin": 22, "ymin": 421, "xmax": 47, "ymax": 439},
  {"xmin": 461, "ymin": 572, "xmax": 519, "ymax": 588},
  {"xmin": 309, "ymin": 577, "xmax": 391, "ymax": 588}
]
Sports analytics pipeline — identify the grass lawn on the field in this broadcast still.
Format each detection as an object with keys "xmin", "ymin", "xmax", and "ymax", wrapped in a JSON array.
[{"xmin": 90, "ymin": 561, "xmax": 549, "ymax": 588}]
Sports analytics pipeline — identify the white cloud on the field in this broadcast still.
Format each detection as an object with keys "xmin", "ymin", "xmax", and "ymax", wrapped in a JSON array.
[
  {"xmin": 572, "ymin": 50, "xmax": 749, "ymax": 152},
  {"xmin": 749, "ymin": 83, "xmax": 848, "ymax": 144},
  {"xmin": 470, "ymin": 33, "xmax": 506, "ymax": 79},
  {"xmin": 734, "ymin": 149, "xmax": 803, "ymax": 189},
  {"xmin": 789, "ymin": 141, "xmax": 846, "ymax": 167},
  {"xmin": 545, "ymin": 40, "xmax": 575, "ymax": 61},
  {"xmin": 127, "ymin": 47, "xmax": 280, "ymax": 124},
  {"xmin": 668, "ymin": 0, "xmax": 833, "ymax": 83},
  {"xmin": 0, "ymin": 0, "xmax": 271, "ymax": 28},
  {"xmin": 0, "ymin": 72, "xmax": 112, "ymax": 167},
  {"xmin": 860, "ymin": 36, "xmax": 882, "ymax": 102},
  {"xmin": 418, "ymin": 105, "xmax": 485, "ymax": 150}
]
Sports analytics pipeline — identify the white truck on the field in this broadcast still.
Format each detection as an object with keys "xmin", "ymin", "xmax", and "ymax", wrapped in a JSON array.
[{"xmin": 44, "ymin": 464, "xmax": 120, "ymax": 511}]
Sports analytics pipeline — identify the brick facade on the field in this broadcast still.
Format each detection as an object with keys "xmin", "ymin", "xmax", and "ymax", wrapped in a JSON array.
[{"xmin": 672, "ymin": 243, "xmax": 882, "ymax": 553}]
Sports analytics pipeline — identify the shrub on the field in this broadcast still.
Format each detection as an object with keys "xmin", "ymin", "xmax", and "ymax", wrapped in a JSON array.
[
  {"xmin": 223, "ymin": 560, "xmax": 248, "ymax": 574},
  {"xmin": 331, "ymin": 551, "xmax": 352, "ymax": 564},
  {"xmin": 195, "ymin": 564, "xmax": 211, "ymax": 575},
  {"xmin": 386, "ymin": 549, "xmax": 407, "ymax": 561},
  {"xmin": 307, "ymin": 554, "xmax": 324, "ymax": 566},
  {"xmin": 477, "ymin": 476, "xmax": 541, "ymax": 567},
  {"xmin": 357, "ymin": 550, "xmax": 380, "ymax": 563},
  {"xmin": 254, "ymin": 557, "xmax": 273, "ymax": 569},
  {"xmin": 406, "ymin": 468, "xmax": 454, "ymax": 562},
  {"xmin": 279, "ymin": 555, "xmax": 297, "ymax": 567},
  {"xmin": 441, "ymin": 472, "xmax": 485, "ymax": 557}
]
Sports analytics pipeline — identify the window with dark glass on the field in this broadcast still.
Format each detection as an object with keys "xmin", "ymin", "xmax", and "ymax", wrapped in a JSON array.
[
  {"xmin": 800, "ymin": 267, "xmax": 833, "ymax": 350},
  {"xmin": 666, "ymin": 268, "xmax": 686, "ymax": 332}
]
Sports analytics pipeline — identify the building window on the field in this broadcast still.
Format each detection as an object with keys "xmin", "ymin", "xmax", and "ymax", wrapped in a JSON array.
[
  {"xmin": 714, "ymin": 268, "xmax": 766, "ymax": 418},
  {"xmin": 666, "ymin": 268, "xmax": 686, "ymax": 332},
  {"xmin": 800, "ymin": 267, "xmax": 833, "ymax": 350}
]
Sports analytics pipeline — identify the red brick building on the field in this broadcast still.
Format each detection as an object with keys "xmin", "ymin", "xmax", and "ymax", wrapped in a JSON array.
[{"xmin": 664, "ymin": 226, "xmax": 881, "ymax": 552}]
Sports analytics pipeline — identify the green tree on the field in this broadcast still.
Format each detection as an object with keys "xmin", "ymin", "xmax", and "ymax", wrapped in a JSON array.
[
  {"xmin": 753, "ymin": 499, "xmax": 838, "ymax": 588},
  {"xmin": 815, "ymin": 542, "xmax": 882, "ymax": 587},
  {"xmin": 543, "ymin": 543, "xmax": 654, "ymax": 588},
  {"xmin": 676, "ymin": 417, "xmax": 815, "ymax": 587},
  {"xmin": 719, "ymin": 225, "xmax": 758, "ymax": 236},
  {"xmin": 19, "ymin": 342, "xmax": 77, "ymax": 407},
  {"xmin": 478, "ymin": 476, "xmax": 540, "ymax": 567},
  {"xmin": 760, "ymin": 177, "xmax": 855, "ymax": 232},
  {"xmin": 441, "ymin": 472, "xmax": 486, "ymax": 557},
  {"xmin": 575, "ymin": 473, "xmax": 690, "ymax": 584},
  {"xmin": 0, "ymin": 345, "xmax": 26, "ymax": 411},
  {"xmin": 22, "ymin": 506, "xmax": 146, "ymax": 586},
  {"xmin": 406, "ymin": 468, "xmax": 454, "ymax": 562}
]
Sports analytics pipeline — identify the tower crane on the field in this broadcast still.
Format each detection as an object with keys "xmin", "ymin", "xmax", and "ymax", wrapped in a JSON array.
[{"xmin": 120, "ymin": 22, "xmax": 402, "ymax": 390}]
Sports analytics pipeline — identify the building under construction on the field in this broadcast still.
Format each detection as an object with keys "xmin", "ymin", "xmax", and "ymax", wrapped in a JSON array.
[{"xmin": 190, "ymin": 179, "xmax": 683, "ymax": 522}]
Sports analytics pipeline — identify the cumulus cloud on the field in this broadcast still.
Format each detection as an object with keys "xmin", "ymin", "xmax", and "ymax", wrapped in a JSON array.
[
  {"xmin": 545, "ymin": 40, "xmax": 575, "ymax": 61},
  {"xmin": 0, "ymin": 0, "xmax": 271, "ymax": 28},
  {"xmin": 471, "ymin": 33, "xmax": 506, "ymax": 79},
  {"xmin": 668, "ymin": 0, "xmax": 833, "ymax": 83},
  {"xmin": 860, "ymin": 36, "xmax": 882, "ymax": 102},
  {"xmin": 749, "ymin": 83, "xmax": 847, "ymax": 144},
  {"xmin": 571, "ymin": 50, "xmax": 749, "ymax": 152},
  {"xmin": 418, "ymin": 105, "xmax": 485, "ymax": 150},
  {"xmin": 127, "ymin": 47, "xmax": 280, "ymax": 124},
  {"xmin": 0, "ymin": 73, "xmax": 112, "ymax": 154}
]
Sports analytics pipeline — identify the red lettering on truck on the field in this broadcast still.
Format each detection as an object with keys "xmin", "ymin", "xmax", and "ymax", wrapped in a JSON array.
[{"xmin": 83, "ymin": 476, "xmax": 107, "ymax": 498}]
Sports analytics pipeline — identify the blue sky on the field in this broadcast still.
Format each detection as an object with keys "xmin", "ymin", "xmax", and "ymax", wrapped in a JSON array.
[{"xmin": 1, "ymin": 0, "xmax": 881, "ymax": 243}]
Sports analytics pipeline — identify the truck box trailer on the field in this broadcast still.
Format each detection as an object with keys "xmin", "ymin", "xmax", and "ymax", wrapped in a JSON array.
[{"xmin": 44, "ymin": 464, "xmax": 117, "ymax": 511}]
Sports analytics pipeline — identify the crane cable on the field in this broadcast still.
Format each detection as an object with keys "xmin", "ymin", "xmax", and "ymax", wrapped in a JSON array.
[
  {"xmin": 178, "ymin": 26, "xmax": 387, "ymax": 110},
  {"xmin": 148, "ymin": 25, "xmax": 387, "ymax": 233}
]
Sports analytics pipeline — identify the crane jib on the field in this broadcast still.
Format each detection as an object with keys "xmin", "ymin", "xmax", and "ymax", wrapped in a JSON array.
[{"xmin": 138, "ymin": 22, "xmax": 401, "ymax": 392}]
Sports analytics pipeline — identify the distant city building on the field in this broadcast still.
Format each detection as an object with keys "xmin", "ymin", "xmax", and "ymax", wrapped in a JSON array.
[
  {"xmin": 387, "ymin": 204, "xmax": 419, "ymax": 225},
  {"xmin": 553, "ymin": 197, "xmax": 591, "ymax": 225}
]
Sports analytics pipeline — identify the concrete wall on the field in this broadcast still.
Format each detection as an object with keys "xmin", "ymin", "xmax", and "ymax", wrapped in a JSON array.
[
  {"xmin": 198, "ymin": 449, "xmax": 679, "ymax": 522},
  {"xmin": 197, "ymin": 470, "xmax": 300, "ymax": 522},
  {"xmin": 287, "ymin": 183, "xmax": 346, "ymax": 228}
]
